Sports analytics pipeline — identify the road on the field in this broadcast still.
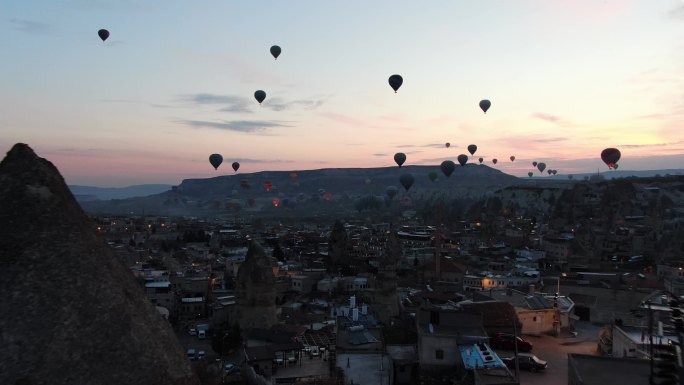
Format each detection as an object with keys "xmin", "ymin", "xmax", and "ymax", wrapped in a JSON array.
[{"xmin": 496, "ymin": 321, "xmax": 602, "ymax": 385}]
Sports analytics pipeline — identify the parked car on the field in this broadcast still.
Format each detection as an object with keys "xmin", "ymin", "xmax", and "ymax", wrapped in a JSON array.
[
  {"xmin": 187, "ymin": 348, "xmax": 196, "ymax": 360},
  {"xmin": 502, "ymin": 353, "xmax": 547, "ymax": 372},
  {"xmin": 198, "ymin": 350, "xmax": 205, "ymax": 359},
  {"xmin": 490, "ymin": 333, "xmax": 533, "ymax": 352},
  {"xmin": 188, "ymin": 328, "xmax": 197, "ymax": 336},
  {"xmin": 198, "ymin": 330, "xmax": 206, "ymax": 339},
  {"xmin": 224, "ymin": 363, "xmax": 240, "ymax": 374}
]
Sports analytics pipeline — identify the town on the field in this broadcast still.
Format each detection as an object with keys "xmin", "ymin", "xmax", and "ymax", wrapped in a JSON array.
[{"xmin": 92, "ymin": 175, "xmax": 684, "ymax": 385}]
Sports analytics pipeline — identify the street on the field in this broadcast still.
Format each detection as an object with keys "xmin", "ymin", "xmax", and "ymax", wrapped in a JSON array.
[{"xmin": 496, "ymin": 321, "xmax": 602, "ymax": 385}]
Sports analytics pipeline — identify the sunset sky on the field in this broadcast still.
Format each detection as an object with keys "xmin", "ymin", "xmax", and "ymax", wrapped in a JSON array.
[{"xmin": 2, "ymin": 1, "xmax": 684, "ymax": 187}]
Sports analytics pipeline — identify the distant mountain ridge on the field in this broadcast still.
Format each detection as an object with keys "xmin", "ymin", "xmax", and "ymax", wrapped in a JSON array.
[
  {"xmin": 541, "ymin": 169, "xmax": 684, "ymax": 180},
  {"xmin": 78, "ymin": 164, "xmax": 520, "ymax": 216},
  {"xmin": 69, "ymin": 184, "xmax": 173, "ymax": 200}
]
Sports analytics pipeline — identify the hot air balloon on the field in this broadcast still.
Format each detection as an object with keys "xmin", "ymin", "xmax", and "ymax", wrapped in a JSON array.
[
  {"xmin": 324, "ymin": 192, "xmax": 332, "ymax": 201},
  {"xmin": 400, "ymin": 174, "xmax": 415, "ymax": 191},
  {"xmin": 537, "ymin": 162, "xmax": 546, "ymax": 173},
  {"xmin": 457, "ymin": 154, "xmax": 468, "ymax": 167},
  {"xmin": 613, "ymin": 164, "xmax": 619, "ymax": 170},
  {"xmin": 479, "ymin": 100, "xmax": 491, "ymax": 114},
  {"xmin": 478, "ymin": 157, "xmax": 484, "ymax": 164},
  {"xmin": 428, "ymin": 172, "xmax": 438, "ymax": 182},
  {"xmin": 232, "ymin": 162, "xmax": 240, "ymax": 172},
  {"xmin": 386, "ymin": 186, "xmax": 398, "ymax": 200},
  {"xmin": 467, "ymin": 144, "xmax": 477, "ymax": 156},
  {"xmin": 532, "ymin": 161, "xmax": 538, "ymax": 167},
  {"xmin": 510, "ymin": 156, "xmax": 515, "ymax": 162},
  {"xmin": 445, "ymin": 142, "xmax": 451, "ymax": 148},
  {"xmin": 98, "ymin": 29, "xmax": 109, "ymax": 41},
  {"xmin": 273, "ymin": 198, "xmax": 280, "ymax": 207},
  {"xmin": 528, "ymin": 172, "xmax": 533, "ymax": 178},
  {"xmin": 492, "ymin": 159, "xmax": 498, "ymax": 165},
  {"xmin": 209, "ymin": 154, "xmax": 223, "ymax": 170},
  {"xmin": 552, "ymin": 170, "xmax": 558, "ymax": 175},
  {"xmin": 264, "ymin": 181, "xmax": 272, "ymax": 192},
  {"xmin": 601, "ymin": 148, "xmax": 621, "ymax": 169},
  {"xmin": 440, "ymin": 160, "xmax": 456, "ymax": 177},
  {"xmin": 547, "ymin": 170, "xmax": 553, "ymax": 175},
  {"xmin": 289, "ymin": 173, "xmax": 298, "ymax": 182},
  {"xmin": 254, "ymin": 90, "xmax": 266, "ymax": 104},
  {"xmin": 270, "ymin": 45, "xmax": 281, "ymax": 59},
  {"xmin": 388, "ymin": 74, "xmax": 403, "ymax": 93},
  {"xmin": 394, "ymin": 152, "xmax": 406, "ymax": 167}
]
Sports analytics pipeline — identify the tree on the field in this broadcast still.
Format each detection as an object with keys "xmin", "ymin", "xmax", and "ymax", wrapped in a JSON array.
[
  {"xmin": 273, "ymin": 242, "xmax": 285, "ymax": 262},
  {"xmin": 329, "ymin": 220, "xmax": 348, "ymax": 267},
  {"xmin": 211, "ymin": 323, "xmax": 242, "ymax": 355}
]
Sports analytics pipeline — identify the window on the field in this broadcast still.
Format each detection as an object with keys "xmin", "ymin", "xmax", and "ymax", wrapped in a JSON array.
[{"xmin": 436, "ymin": 349, "xmax": 444, "ymax": 360}]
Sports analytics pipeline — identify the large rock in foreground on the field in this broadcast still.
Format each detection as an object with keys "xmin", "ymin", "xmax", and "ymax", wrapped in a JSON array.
[{"xmin": 0, "ymin": 143, "xmax": 199, "ymax": 385}]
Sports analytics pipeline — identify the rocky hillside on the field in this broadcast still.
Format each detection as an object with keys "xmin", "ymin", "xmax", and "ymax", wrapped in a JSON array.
[{"xmin": 0, "ymin": 144, "xmax": 199, "ymax": 385}]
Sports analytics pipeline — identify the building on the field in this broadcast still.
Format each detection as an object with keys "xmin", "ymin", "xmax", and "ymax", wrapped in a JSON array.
[{"xmin": 568, "ymin": 354, "xmax": 650, "ymax": 385}]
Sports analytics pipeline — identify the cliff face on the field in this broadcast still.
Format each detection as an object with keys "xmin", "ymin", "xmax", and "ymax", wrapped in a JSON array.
[{"xmin": 0, "ymin": 144, "xmax": 199, "ymax": 385}]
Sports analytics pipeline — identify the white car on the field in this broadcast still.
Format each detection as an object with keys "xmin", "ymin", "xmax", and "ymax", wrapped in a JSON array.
[{"xmin": 197, "ymin": 350, "xmax": 205, "ymax": 359}]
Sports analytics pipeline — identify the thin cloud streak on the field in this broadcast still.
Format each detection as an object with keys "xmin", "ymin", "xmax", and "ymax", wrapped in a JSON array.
[
  {"xmin": 180, "ymin": 93, "xmax": 253, "ymax": 113},
  {"xmin": 618, "ymin": 140, "xmax": 684, "ymax": 149},
  {"xmin": 8, "ymin": 18, "xmax": 53, "ymax": 34},
  {"xmin": 179, "ymin": 119, "xmax": 290, "ymax": 133},
  {"xmin": 532, "ymin": 113, "xmax": 573, "ymax": 127},
  {"xmin": 262, "ymin": 97, "xmax": 326, "ymax": 112}
]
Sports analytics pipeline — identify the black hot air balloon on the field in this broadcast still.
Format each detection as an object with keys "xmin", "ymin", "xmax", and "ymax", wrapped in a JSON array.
[
  {"xmin": 537, "ymin": 162, "xmax": 546, "ymax": 173},
  {"xmin": 445, "ymin": 142, "xmax": 451, "ymax": 148},
  {"xmin": 532, "ymin": 161, "xmax": 538, "ymax": 167},
  {"xmin": 441, "ymin": 160, "xmax": 456, "ymax": 177},
  {"xmin": 254, "ymin": 90, "xmax": 266, "ymax": 104},
  {"xmin": 399, "ymin": 174, "xmax": 414, "ymax": 192},
  {"xmin": 388, "ymin": 74, "xmax": 403, "ymax": 93},
  {"xmin": 394, "ymin": 152, "xmax": 406, "ymax": 167},
  {"xmin": 209, "ymin": 154, "xmax": 223, "ymax": 170},
  {"xmin": 270, "ymin": 45, "xmax": 281, "ymax": 59},
  {"xmin": 467, "ymin": 144, "xmax": 477, "ymax": 155},
  {"xmin": 232, "ymin": 162, "xmax": 240, "ymax": 172},
  {"xmin": 479, "ymin": 100, "xmax": 491, "ymax": 114},
  {"xmin": 492, "ymin": 158, "xmax": 498, "ymax": 165},
  {"xmin": 478, "ymin": 157, "xmax": 483, "ymax": 164},
  {"xmin": 428, "ymin": 172, "xmax": 438, "ymax": 182},
  {"xmin": 601, "ymin": 148, "xmax": 621, "ymax": 169},
  {"xmin": 98, "ymin": 29, "xmax": 109, "ymax": 42},
  {"xmin": 528, "ymin": 172, "xmax": 533, "ymax": 178},
  {"xmin": 510, "ymin": 156, "xmax": 515, "ymax": 162},
  {"xmin": 457, "ymin": 154, "xmax": 468, "ymax": 166},
  {"xmin": 547, "ymin": 170, "xmax": 553, "ymax": 175}
]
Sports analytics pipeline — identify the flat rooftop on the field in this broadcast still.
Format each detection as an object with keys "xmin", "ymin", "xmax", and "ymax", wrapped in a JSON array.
[
  {"xmin": 568, "ymin": 354, "xmax": 651, "ymax": 385},
  {"xmin": 459, "ymin": 344, "xmax": 506, "ymax": 370}
]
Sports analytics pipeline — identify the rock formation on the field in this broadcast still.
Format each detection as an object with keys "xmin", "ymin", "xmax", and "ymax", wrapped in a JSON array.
[
  {"xmin": 236, "ymin": 241, "xmax": 277, "ymax": 330},
  {"xmin": 0, "ymin": 144, "xmax": 199, "ymax": 385}
]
